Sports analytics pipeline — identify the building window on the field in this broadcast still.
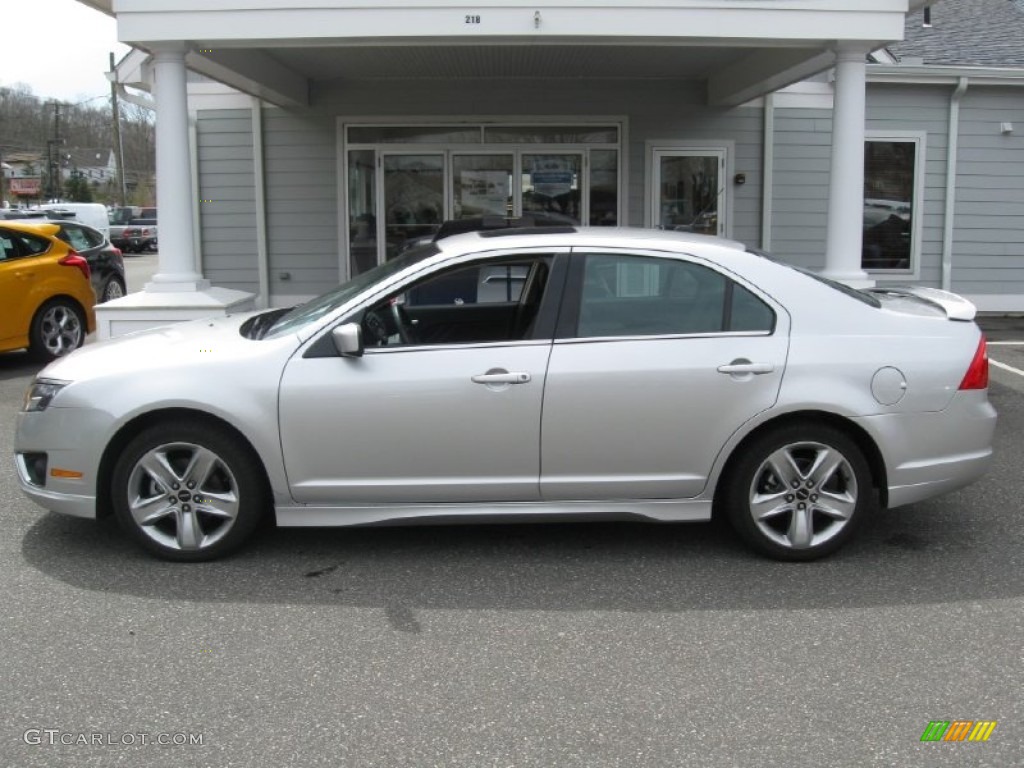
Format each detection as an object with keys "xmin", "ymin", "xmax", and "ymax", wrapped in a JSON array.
[{"xmin": 863, "ymin": 134, "xmax": 924, "ymax": 273}]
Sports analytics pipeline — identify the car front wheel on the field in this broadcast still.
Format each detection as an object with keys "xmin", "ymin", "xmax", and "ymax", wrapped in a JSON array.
[
  {"xmin": 722, "ymin": 424, "xmax": 872, "ymax": 561},
  {"xmin": 111, "ymin": 421, "xmax": 267, "ymax": 561}
]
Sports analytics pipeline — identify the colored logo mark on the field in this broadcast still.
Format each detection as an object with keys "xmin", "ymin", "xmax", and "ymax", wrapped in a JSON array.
[{"xmin": 921, "ymin": 720, "xmax": 997, "ymax": 742}]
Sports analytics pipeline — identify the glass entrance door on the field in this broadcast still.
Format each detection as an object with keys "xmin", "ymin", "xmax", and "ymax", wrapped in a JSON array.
[
  {"xmin": 522, "ymin": 153, "xmax": 583, "ymax": 225},
  {"xmin": 452, "ymin": 154, "xmax": 514, "ymax": 219},
  {"xmin": 382, "ymin": 154, "xmax": 445, "ymax": 260},
  {"xmin": 652, "ymin": 150, "xmax": 725, "ymax": 235}
]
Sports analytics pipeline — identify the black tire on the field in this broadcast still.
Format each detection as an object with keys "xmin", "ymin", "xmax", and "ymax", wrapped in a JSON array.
[
  {"xmin": 111, "ymin": 420, "xmax": 268, "ymax": 561},
  {"xmin": 100, "ymin": 277, "xmax": 126, "ymax": 303},
  {"xmin": 29, "ymin": 298, "xmax": 86, "ymax": 361},
  {"xmin": 721, "ymin": 423, "xmax": 873, "ymax": 561}
]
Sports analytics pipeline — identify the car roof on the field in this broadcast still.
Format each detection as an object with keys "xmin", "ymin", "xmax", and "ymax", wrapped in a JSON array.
[
  {"xmin": 0, "ymin": 219, "xmax": 62, "ymax": 238},
  {"xmin": 434, "ymin": 226, "xmax": 749, "ymax": 258}
]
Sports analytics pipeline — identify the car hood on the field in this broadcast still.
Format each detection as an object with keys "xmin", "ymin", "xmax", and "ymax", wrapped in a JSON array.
[{"xmin": 39, "ymin": 311, "xmax": 281, "ymax": 383}]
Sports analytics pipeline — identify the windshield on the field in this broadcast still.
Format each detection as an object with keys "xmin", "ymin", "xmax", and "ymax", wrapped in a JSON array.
[
  {"xmin": 109, "ymin": 208, "xmax": 134, "ymax": 225},
  {"xmin": 263, "ymin": 244, "xmax": 440, "ymax": 338}
]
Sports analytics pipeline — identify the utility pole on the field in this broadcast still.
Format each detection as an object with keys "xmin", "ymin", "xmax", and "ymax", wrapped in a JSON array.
[
  {"xmin": 110, "ymin": 51, "xmax": 127, "ymax": 206},
  {"xmin": 47, "ymin": 101, "xmax": 65, "ymax": 201}
]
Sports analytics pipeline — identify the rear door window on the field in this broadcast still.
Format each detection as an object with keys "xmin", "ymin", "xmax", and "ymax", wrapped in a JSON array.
[{"xmin": 574, "ymin": 252, "xmax": 774, "ymax": 337}]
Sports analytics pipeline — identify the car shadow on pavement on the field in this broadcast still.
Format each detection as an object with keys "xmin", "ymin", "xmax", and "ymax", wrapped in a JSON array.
[
  {"xmin": 0, "ymin": 350, "xmax": 45, "ymax": 381},
  {"xmin": 18, "ymin": 380, "xmax": 1024, "ymax": 619}
]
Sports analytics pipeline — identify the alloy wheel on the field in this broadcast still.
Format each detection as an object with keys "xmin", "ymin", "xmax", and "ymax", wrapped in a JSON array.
[
  {"xmin": 39, "ymin": 304, "xmax": 83, "ymax": 357},
  {"xmin": 126, "ymin": 442, "xmax": 241, "ymax": 552},
  {"xmin": 747, "ymin": 441, "xmax": 858, "ymax": 551}
]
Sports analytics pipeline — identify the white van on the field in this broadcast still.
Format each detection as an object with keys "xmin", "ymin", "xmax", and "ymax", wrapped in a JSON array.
[{"xmin": 38, "ymin": 203, "xmax": 111, "ymax": 240}]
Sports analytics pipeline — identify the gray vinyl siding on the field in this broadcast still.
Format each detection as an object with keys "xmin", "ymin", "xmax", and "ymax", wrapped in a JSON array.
[
  {"xmin": 262, "ymin": 111, "xmax": 338, "ymax": 299},
  {"xmin": 771, "ymin": 87, "xmax": 952, "ymax": 283},
  {"xmin": 950, "ymin": 87, "xmax": 1024, "ymax": 295},
  {"xmin": 768, "ymin": 109, "xmax": 832, "ymax": 269},
  {"xmin": 195, "ymin": 110, "xmax": 259, "ymax": 295}
]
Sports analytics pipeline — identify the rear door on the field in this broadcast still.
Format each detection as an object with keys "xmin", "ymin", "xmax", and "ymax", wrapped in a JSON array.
[{"xmin": 540, "ymin": 248, "xmax": 789, "ymax": 500}]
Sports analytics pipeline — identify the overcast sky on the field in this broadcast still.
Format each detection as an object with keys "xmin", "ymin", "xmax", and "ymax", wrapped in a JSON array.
[{"xmin": 1, "ymin": 0, "xmax": 130, "ymax": 104}]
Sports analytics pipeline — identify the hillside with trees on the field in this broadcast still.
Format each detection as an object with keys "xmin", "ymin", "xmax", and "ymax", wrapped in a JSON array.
[{"xmin": 0, "ymin": 84, "xmax": 155, "ymax": 206}]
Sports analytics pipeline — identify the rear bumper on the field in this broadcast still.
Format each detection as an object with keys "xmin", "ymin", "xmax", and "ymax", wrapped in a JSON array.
[{"xmin": 853, "ymin": 390, "xmax": 997, "ymax": 508}]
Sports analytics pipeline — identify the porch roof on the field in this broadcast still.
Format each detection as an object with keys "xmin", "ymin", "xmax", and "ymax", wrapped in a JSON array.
[{"xmin": 88, "ymin": 1, "xmax": 933, "ymax": 108}]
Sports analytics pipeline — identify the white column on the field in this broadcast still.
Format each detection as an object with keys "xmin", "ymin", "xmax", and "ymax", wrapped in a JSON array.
[
  {"xmin": 821, "ymin": 45, "xmax": 872, "ymax": 287},
  {"xmin": 146, "ymin": 45, "xmax": 209, "ymax": 292}
]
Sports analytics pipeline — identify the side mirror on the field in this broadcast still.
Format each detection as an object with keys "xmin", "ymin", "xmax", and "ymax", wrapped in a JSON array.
[{"xmin": 331, "ymin": 323, "xmax": 364, "ymax": 358}]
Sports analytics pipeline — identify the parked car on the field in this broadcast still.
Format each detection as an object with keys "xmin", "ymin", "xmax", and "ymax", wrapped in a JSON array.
[
  {"xmin": 9, "ymin": 219, "xmax": 126, "ymax": 303},
  {"xmin": 110, "ymin": 221, "xmax": 158, "ymax": 254},
  {"xmin": 109, "ymin": 207, "xmax": 158, "ymax": 254},
  {"xmin": 14, "ymin": 228, "xmax": 995, "ymax": 562},
  {"xmin": 38, "ymin": 203, "xmax": 112, "ymax": 240},
  {"xmin": 0, "ymin": 221, "xmax": 96, "ymax": 360}
]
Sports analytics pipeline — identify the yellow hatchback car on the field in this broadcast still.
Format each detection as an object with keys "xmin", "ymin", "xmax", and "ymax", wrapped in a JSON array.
[{"xmin": 0, "ymin": 221, "xmax": 96, "ymax": 360}]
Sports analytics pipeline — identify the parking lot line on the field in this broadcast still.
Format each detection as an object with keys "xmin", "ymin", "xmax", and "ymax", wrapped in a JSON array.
[
  {"xmin": 988, "ymin": 341, "xmax": 1024, "ymax": 346},
  {"xmin": 991, "ymin": 359, "xmax": 1024, "ymax": 377}
]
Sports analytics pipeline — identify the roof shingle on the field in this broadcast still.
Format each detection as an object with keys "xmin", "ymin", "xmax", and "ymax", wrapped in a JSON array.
[{"xmin": 891, "ymin": 0, "xmax": 1024, "ymax": 68}]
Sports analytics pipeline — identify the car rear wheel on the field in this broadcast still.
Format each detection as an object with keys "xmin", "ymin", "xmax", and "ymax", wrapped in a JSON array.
[
  {"xmin": 722, "ymin": 424, "xmax": 872, "ymax": 561},
  {"xmin": 101, "ymin": 277, "xmax": 126, "ymax": 302},
  {"xmin": 29, "ymin": 299, "xmax": 85, "ymax": 360},
  {"xmin": 111, "ymin": 421, "xmax": 267, "ymax": 561}
]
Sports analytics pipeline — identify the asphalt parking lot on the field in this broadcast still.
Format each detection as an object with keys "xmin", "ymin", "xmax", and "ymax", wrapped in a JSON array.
[{"xmin": 0, "ymin": 318, "xmax": 1022, "ymax": 767}]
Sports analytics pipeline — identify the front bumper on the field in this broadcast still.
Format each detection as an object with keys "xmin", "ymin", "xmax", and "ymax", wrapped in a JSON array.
[
  {"xmin": 853, "ymin": 389, "xmax": 997, "ymax": 509},
  {"xmin": 14, "ymin": 406, "xmax": 114, "ymax": 520}
]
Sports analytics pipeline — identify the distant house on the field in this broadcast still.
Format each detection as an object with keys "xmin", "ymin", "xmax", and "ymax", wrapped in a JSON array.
[
  {"xmin": 81, "ymin": 0, "xmax": 1023, "ymax": 338},
  {"xmin": 62, "ymin": 148, "xmax": 117, "ymax": 183}
]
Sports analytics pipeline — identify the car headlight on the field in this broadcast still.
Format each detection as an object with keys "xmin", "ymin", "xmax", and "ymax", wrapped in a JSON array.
[{"xmin": 23, "ymin": 379, "xmax": 69, "ymax": 412}]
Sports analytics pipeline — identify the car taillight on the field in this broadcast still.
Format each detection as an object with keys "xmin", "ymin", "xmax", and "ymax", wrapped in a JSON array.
[
  {"xmin": 59, "ymin": 251, "xmax": 91, "ymax": 281},
  {"xmin": 959, "ymin": 336, "xmax": 989, "ymax": 390},
  {"xmin": 112, "ymin": 247, "xmax": 123, "ymax": 257}
]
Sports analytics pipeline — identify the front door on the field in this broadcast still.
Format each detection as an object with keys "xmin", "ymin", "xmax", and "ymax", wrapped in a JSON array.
[
  {"xmin": 652, "ymin": 149, "xmax": 726, "ymax": 235},
  {"xmin": 452, "ymin": 153, "xmax": 514, "ymax": 219},
  {"xmin": 522, "ymin": 153, "xmax": 583, "ymax": 224},
  {"xmin": 279, "ymin": 343, "xmax": 551, "ymax": 504},
  {"xmin": 278, "ymin": 249, "xmax": 566, "ymax": 505},
  {"xmin": 381, "ymin": 153, "xmax": 445, "ymax": 259}
]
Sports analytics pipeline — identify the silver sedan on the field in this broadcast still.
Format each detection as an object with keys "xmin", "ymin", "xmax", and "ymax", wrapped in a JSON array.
[{"xmin": 14, "ymin": 228, "xmax": 996, "ymax": 561}]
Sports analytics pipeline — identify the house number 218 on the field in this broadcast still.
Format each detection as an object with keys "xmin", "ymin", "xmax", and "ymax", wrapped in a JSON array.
[{"xmin": 465, "ymin": 15, "xmax": 481, "ymax": 24}]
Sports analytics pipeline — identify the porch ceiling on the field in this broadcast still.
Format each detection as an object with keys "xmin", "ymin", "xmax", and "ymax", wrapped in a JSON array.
[
  {"xmin": 181, "ymin": 40, "xmax": 835, "ymax": 108},
  {"xmin": 267, "ymin": 43, "xmax": 748, "ymax": 82}
]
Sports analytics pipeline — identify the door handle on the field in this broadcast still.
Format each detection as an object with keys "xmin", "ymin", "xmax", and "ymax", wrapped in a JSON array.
[
  {"xmin": 471, "ymin": 371, "xmax": 531, "ymax": 385},
  {"xmin": 717, "ymin": 361, "xmax": 775, "ymax": 375}
]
